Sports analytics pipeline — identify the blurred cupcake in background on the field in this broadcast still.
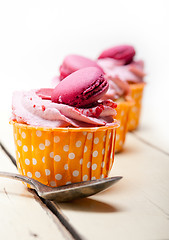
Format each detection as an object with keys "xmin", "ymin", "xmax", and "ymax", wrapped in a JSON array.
[
  {"xmin": 97, "ymin": 45, "xmax": 146, "ymax": 131},
  {"xmin": 53, "ymin": 54, "xmax": 133, "ymax": 152},
  {"xmin": 99, "ymin": 70, "xmax": 134, "ymax": 152},
  {"xmin": 52, "ymin": 54, "xmax": 103, "ymax": 87}
]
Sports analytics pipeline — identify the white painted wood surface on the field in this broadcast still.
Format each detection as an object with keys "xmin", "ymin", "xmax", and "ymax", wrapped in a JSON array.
[
  {"xmin": 1, "ymin": 65, "xmax": 169, "ymax": 240},
  {"xmin": 133, "ymin": 84, "xmax": 169, "ymax": 155},
  {"xmin": 0, "ymin": 135, "xmax": 72, "ymax": 240},
  {"xmin": 1, "ymin": 98, "xmax": 169, "ymax": 240},
  {"xmin": 57, "ymin": 133, "xmax": 169, "ymax": 240},
  {"xmin": 0, "ymin": 1, "xmax": 169, "ymax": 239}
]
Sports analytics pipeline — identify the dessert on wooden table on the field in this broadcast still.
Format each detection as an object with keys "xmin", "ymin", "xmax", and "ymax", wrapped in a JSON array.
[{"xmin": 11, "ymin": 67, "xmax": 118, "ymax": 187}]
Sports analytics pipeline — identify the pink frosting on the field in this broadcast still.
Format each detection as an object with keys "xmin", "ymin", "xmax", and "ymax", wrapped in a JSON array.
[
  {"xmin": 12, "ymin": 90, "xmax": 117, "ymax": 128},
  {"xmin": 97, "ymin": 59, "xmax": 145, "ymax": 100}
]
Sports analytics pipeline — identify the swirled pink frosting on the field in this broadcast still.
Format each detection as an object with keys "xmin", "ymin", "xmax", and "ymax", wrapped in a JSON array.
[
  {"xmin": 97, "ymin": 58, "xmax": 145, "ymax": 100},
  {"xmin": 12, "ymin": 89, "xmax": 117, "ymax": 128}
]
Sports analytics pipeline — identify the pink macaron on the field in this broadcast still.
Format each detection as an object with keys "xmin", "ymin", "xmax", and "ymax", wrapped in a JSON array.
[
  {"xmin": 52, "ymin": 67, "xmax": 108, "ymax": 108},
  {"xmin": 98, "ymin": 45, "xmax": 135, "ymax": 64},
  {"xmin": 59, "ymin": 54, "xmax": 103, "ymax": 80}
]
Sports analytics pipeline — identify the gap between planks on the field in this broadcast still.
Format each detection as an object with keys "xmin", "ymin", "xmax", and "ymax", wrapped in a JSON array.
[
  {"xmin": 0, "ymin": 141, "xmax": 84, "ymax": 240},
  {"xmin": 130, "ymin": 132, "xmax": 169, "ymax": 157}
]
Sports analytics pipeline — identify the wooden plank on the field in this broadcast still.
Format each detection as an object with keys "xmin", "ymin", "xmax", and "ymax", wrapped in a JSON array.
[
  {"xmin": 0, "ymin": 145, "xmax": 73, "ymax": 240},
  {"xmin": 0, "ymin": 114, "xmax": 84, "ymax": 240},
  {"xmin": 1, "ymin": 91, "xmax": 169, "ymax": 240},
  {"xmin": 0, "ymin": 112, "xmax": 16, "ymax": 157},
  {"xmin": 56, "ymin": 134, "xmax": 169, "ymax": 240}
]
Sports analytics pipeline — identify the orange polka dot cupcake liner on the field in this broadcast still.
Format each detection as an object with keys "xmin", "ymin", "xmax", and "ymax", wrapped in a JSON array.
[
  {"xmin": 127, "ymin": 82, "xmax": 146, "ymax": 131},
  {"xmin": 11, "ymin": 121, "xmax": 119, "ymax": 187},
  {"xmin": 115, "ymin": 98, "xmax": 134, "ymax": 152}
]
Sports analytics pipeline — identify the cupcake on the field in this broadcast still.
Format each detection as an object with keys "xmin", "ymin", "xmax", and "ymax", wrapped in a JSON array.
[
  {"xmin": 98, "ymin": 45, "xmax": 146, "ymax": 131},
  {"xmin": 56, "ymin": 54, "xmax": 133, "ymax": 152},
  {"xmin": 97, "ymin": 59, "xmax": 134, "ymax": 152},
  {"xmin": 11, "ymin": 67, "xmax": 119, "ymax": 187},
  {"xmin": 51, "ymin": 54, "xmax": 103, "ymax": 87}
]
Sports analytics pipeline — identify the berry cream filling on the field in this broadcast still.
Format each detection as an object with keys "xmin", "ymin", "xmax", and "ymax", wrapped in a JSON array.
[{"xmin": 12, "ymin": 90, "xmax": 117, "ymax": 128}]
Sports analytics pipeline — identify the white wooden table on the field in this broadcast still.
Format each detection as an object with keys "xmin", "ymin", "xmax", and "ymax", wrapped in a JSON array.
[
  {"xmin": 0, "ymin": 0, "xmax": 169, "ymax": 238},
  {"xmin": 0, "ymin": 82, "xmax": 169, "ymax": 240}
]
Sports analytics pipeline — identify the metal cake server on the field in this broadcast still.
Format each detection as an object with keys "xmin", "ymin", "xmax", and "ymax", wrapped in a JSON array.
[{"xmin": 0, "ymin": 171, "xmax": 122, "ymax": 202}]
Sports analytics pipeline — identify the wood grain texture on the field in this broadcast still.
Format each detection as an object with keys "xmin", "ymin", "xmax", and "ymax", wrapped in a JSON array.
[
  {"xmin": 1, "ymin": 105, "xmax": 169, "ymax": 239},
  {"xmin": 0, "ymin": 2, "xmax": 169, "ymax": 239},
  {"xmin": 0, "ymin": 147, "xmax": 73, "ymax": 240},
  {"xmin": 57, "ymin": 134, "xmax": 169, "ymax": 240}
]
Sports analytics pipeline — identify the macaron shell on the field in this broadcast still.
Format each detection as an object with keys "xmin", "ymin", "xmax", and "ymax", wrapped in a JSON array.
[
  {"xmin": 98, "ymin": 45, "xmax": 135, "ymax": 64},
  {"xmin": 52, "ymin": 67, "xmax": 108, "ymax": 107},
  {"xmin": 60, "ymin": 54, "xmax": 103, "ymax": 80}
]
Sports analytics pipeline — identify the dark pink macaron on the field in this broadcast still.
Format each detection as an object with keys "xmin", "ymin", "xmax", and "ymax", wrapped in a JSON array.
[
  {"xmin": 52, "ymin": 67, "xmax": 108, "ymax": 108},
  {"xmin": 59, "ymin": 54, "xmax": 103, "ymax": 80},
  {"xmin": 98, "ymin": 45, "xmax": 135, "ymax": 64}
]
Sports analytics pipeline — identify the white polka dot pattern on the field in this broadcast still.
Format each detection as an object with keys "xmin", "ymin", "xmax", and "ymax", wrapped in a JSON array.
[
  {"xmin": 115, "ymin": 99, "xmax": 132, "ymax": 152},
  {"xmin": 68, "ymin": 153, "xmax": 75, "ymax": 159},
  {"xmin": 80, "ymin": 158, "xmax": 83, "ymax": 165},
  {"xmin": 39, "ymin": 143, "xmax": 45, "ymax": 150},
  {"xmin": 83, "ymin": 175, "xmax": 88, "ymax": 181},
  {"xmin": 92, "ymin": 164, "xmax": 97, "ymax": 170},
  {"xmin": 91, "ymin": 176, "xmax": 96, "ymax": 180},
  {"xmin": 76, "ymin": 140, "xmax": 82, "ymax": 147},
  {"xmin": 84, "ymin": 146, "xmax": 88, "ymax": 153},
  {"xmin": 94, "ymin": 137, "xmax": 99, "ymax": 144},
  {"xmin": 66, "ymin": 181, "xmax": 71, "ymax": 185},
  {"xmin": 45, "ymin": 139, "xmax": 50, "ymax": 146},
  {"xmin": 23, "ymin": 145, "xmax": 28, "ymax": 152},
  {"xmin": 102, "ymin": 148, "xmax": 105, "ymax": 155},
  {"xmin": 35, "ymin": 171, "xmax": 41, "ymax": 178},
  {"xmin": 87, "ymin": 162, "xmax": 91, "ymax": 168},
  {"xmin": 25, "ymin": 158, "xmax": 30, "ymax": 165},
  {"xmin": 54, "ymin": 155, "xmax": 61, "ymax": 162},
  {"xmin": 55, "ymin": 174, "xmax": 62, "ymax": 180},
  {"xmin": 128, "ymin": 83, "xmax": 145, "ymax": 131},
  {"xmin": 64, "ymin": 164, "xmax": 68, "ymax": 170},
  {"xmin": 92, "ymin": 151, "xmax": 98, "ymax": 157},
  {"xmin": 32, "ymin": 158, "xmax": 37, "ymax": 165},
  {"xmin": 21, "ymin": 132, "xmax": 26, "ymax": 139},
  {"xmin": 13, "ymin": 123, "xmax": 117, "ymax": 187},
  {"xmin": 63, "ymin": 145, "xmax": 69, "ymax": 152},
  {"xmin": 87, "ymin": 133, "xmax": 93, "ymax": 140},
  {"xmin": 45, "ymin": 169, "xmax": 50, "ymax": 176},
  {"xmin": 36, "ymin": 130, "xmax": 42, "ymax": 137},
  {"xmin": 54, "ymin": 136, "xmax": 60, "ymax": 143},
  {"xmin": 73, "ymin": 170, "xmax": 79, "ymax": 177},
  {"xmin": 50, "ymin": 181, "xmax": 56, "ymax": 187},
  {"xmin": 27, "ymin": 172, "xmax": 32, "ymax": 178},
  {"xmin": 50, "ymin": 152, "xmax": 54, "ymax": 158},
  {"xmin": 17, "ymin": 140, "xmax": 22, "ymax": 146}
]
